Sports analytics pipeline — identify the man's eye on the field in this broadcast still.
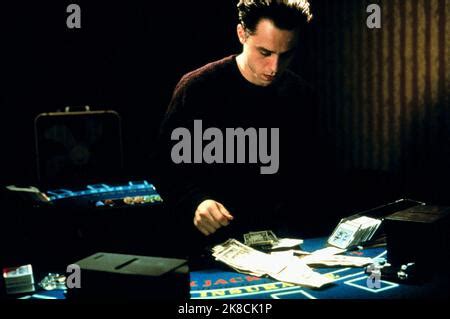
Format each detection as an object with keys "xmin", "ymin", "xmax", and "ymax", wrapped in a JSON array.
[{"xmin": 260, "ymin": 51, "xmax": 271, "ymax": 57}]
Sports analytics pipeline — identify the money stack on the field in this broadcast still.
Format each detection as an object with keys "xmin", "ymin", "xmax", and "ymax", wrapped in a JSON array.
[
  {"xmin": 2, "ymin": 264, "xmax": 35, "ymax": 295},
  {"xmin": 243, "ymin": 230, "xmax": 279, "ymax": 251},
  {"xmin": 299, "ymin": 252, "xmax": 374, "ymax": 267},
  {"xmin": 243, "ymin": 230, "xmax": 304, "ymax": 251},
  {"xmin": 212, "ymin": 239, "xmax": 334, "ymax": 288}
]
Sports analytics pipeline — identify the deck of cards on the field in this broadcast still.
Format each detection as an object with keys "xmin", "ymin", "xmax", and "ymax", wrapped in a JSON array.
[
  {"xmin": 2, "ymin": 264, "xmax": 35, "ymax": 295},
  {"xmin": 327, "ymin": 215, "xmax": 382, "ymax": 249}
]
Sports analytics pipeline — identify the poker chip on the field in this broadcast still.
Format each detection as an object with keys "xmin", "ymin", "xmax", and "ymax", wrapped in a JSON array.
[{"xmin": 39, "ymin": 273, "xmax": 67, "ymax": 291}]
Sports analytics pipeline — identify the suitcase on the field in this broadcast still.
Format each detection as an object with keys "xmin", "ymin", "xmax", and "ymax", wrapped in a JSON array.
[
  {"xmin": 34, "ymin": 106, "xmax": 124, "ymax": 187},
  {"xmin": 21, "ymin": 106, "xmax": 165, "ymax": 265},
  {"xmin": 2, "ymin": 106, "xmax": 167, "ymax": 280},
  {"xmin": 33, "ymin": 106, "xmax": 162, "ymax": 209}
]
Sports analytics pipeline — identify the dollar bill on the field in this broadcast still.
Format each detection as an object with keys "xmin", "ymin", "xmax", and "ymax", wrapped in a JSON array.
[
  {"xmin": 270, "ymin": 257, "xmax": 334, "ymax": 288},
  {"xmin": 270, "ymin": 238, "xmax": 304, "ymax": 250},
  {"xmin": 300, "ymin": 254, "xmax": 373, "ymax": 267},
  {"xmin": 212, "ymin": 239, "xmax": 333, "ymax": 288},
  {"xmin": 214, "ymin": 239, "xmax": 286, "ymax": 276},
  {"xmin": 243, "ymin": 230, "xmax": 278, "ymax": 247}
]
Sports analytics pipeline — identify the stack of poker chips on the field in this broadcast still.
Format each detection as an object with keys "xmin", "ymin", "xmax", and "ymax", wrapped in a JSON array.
[{"xmin": 2, "ymin": 264, "xmax": 35, "ymax": 294}]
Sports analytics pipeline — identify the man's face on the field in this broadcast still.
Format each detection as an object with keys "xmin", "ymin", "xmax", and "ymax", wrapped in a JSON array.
[{"xmin": 237, "ymin": 19, "xmax": 299, "ymax": 87}]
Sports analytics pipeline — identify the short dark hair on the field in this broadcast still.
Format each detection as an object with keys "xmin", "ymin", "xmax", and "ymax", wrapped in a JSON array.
[{"xmin": 237, "ymin": 0, "xmax": 313, "ymax": 34}]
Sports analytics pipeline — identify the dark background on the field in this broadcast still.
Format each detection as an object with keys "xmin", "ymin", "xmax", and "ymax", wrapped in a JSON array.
[
  {"xmin": 0, "ymin": 2, "xmax": 448, "ymax": 306},
  {"xmin": 0, "ymin": 0, "xmax": 448, "ymax": 212}
]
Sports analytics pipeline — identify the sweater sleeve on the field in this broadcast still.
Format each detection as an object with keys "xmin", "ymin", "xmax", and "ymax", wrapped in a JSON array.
[{"xmin": 154, "ymin": 77, "xmax": 211, "ymax": 223}]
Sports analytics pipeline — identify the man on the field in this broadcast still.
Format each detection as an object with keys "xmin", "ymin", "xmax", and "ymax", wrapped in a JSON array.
[{"xmin": 156, "ymin": 0, "xmax": 335, "ymax": 251}]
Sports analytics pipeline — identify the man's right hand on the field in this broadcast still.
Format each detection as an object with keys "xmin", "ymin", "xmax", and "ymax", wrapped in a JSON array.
[{"xmin": 194, "ymin": 199, "xmax": 234, "ymax": 236}]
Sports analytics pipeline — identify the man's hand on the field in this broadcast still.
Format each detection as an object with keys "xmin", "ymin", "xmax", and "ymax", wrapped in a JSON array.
[{"xmin": 194, "ymin": 199, "xmax": 234, "ymax": 236}]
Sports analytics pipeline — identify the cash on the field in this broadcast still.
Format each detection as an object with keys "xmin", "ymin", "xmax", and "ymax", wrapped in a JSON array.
[
  {"xmin": 270, "ymin": 257, "xmax": 335, "ymax": 288},
  {"xmin": 310, "ymin": 246, "xmax": 347, "ymax": 256},
  {"xmin": 297, "ymin": 246, "xmax": 373, "ymax": 267},
  {"xmin": 271, "ymin": 238, "xmax": 304, "ymax": 250},
  {"xmin": 243, "ymin": 230, "xmax": 278, "ymax": 249},
  {"xmin": 243, "ymin": 230, "xmax": 303, "ymax": 251},
  {"xmin": 269, "ymin": 245, "xmax": 372, "ymax": 267},
  {"xmin": 300, "ymin": 254, "xmax": 373, "ymax": 267},
  {"xmin": 212, "ymin": 239, "xmax": 333, "ymax": 288},
  {"xmin": 213, "ymin": 239, "xmax": 286, "ymax": 276}
]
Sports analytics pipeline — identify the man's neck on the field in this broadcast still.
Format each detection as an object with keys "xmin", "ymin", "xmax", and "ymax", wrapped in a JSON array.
[{"xmin": 235, "ymin": 53, "xmax": 255, "ymax": 85}]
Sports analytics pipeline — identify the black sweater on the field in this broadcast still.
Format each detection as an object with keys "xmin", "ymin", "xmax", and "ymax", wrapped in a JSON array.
[{"xmin": 156, "ymin": 55, "xmax": 334, "ymax": 240}]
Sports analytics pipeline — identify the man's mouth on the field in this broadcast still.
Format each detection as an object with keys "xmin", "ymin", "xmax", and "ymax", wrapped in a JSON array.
[{"xmin": 262, "ymin": 74, "xmax": 275, "ymax": 81}]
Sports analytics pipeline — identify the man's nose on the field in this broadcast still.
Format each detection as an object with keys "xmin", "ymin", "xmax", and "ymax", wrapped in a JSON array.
[{"xmin": 268, "ymin": 55, "xmax": 280, "ymax": 75}]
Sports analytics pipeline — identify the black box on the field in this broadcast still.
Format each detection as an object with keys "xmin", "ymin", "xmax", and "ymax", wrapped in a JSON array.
[
  {"xmin": 385, "ymin": 205, "xmax": 450, "ymax": 275},
  {"xmin": 66, "ymin": 252, "xmax": 189, "ymax": 300}
]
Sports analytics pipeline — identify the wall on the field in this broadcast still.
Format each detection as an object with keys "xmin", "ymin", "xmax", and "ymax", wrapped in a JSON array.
[
  {"xmin": 0, "ymin": 0, "xmax": 449, "ymax": 204},
  {"xmin": 300, "ymin": 0, "xmax": 449, "ymax": 203}
]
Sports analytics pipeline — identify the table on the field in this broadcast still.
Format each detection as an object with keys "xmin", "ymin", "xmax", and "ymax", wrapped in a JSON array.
[
  {"xmin": 7, "ymin": 237, "xmax": 449, "ymax": 300},
  {"xmin": 190, "ymin": 237, "xmax": 449, "ymax": 299}
]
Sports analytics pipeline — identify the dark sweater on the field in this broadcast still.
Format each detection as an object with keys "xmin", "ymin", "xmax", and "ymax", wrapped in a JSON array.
[{"xmin": 156, "ymin": 55, "xmax": 334, "ymax": 242}]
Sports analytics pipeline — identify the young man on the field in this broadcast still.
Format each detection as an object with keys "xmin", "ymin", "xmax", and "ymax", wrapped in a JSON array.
[{"xmin": 156, "ymin": 0, "xmax": 333, "ymax": 251}]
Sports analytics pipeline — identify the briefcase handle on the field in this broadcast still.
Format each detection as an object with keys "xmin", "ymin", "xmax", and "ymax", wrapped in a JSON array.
[{"xmin": 64, "ymin": 105, "xmax": 91, "ymax": 112}]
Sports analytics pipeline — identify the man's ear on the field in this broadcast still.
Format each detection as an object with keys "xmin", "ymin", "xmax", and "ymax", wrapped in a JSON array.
[{"xmin": 237, "ymin": 24, "xmax": 247, "ymax": 44}]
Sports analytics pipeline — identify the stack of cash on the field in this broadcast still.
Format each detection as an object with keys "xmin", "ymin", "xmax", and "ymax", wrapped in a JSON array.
[
  {"xmin": 243, "ymin": 230, "xmax": 303, "ymax": 251},
  {"xmin": 2, "ymin": 264, "xmax": 35, "ymax": 295},
  {"xmin": 212, "ymin": 239, "xmax": 333, "ymax": 288},
  {"xmin": 273, "ymin": 246, "xmax": 374, "ymax": 267},
  {"xmin": 299, "ymin": 252, "xmax": 373, "ymax": 267},
  {"xmin": 243, "ymin": 230, "xmax": 278, "ymax": 250},
  {"xmin": 327, "ymin": 215, "xmax": 382, "ymax": 249},
  {"xmin": 276, "ymin": 246, "xmax": 374, "ymax": 267},
  {"xmin": 213, "ymin": 229, "xmax": 375, "ymax": 288}
]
